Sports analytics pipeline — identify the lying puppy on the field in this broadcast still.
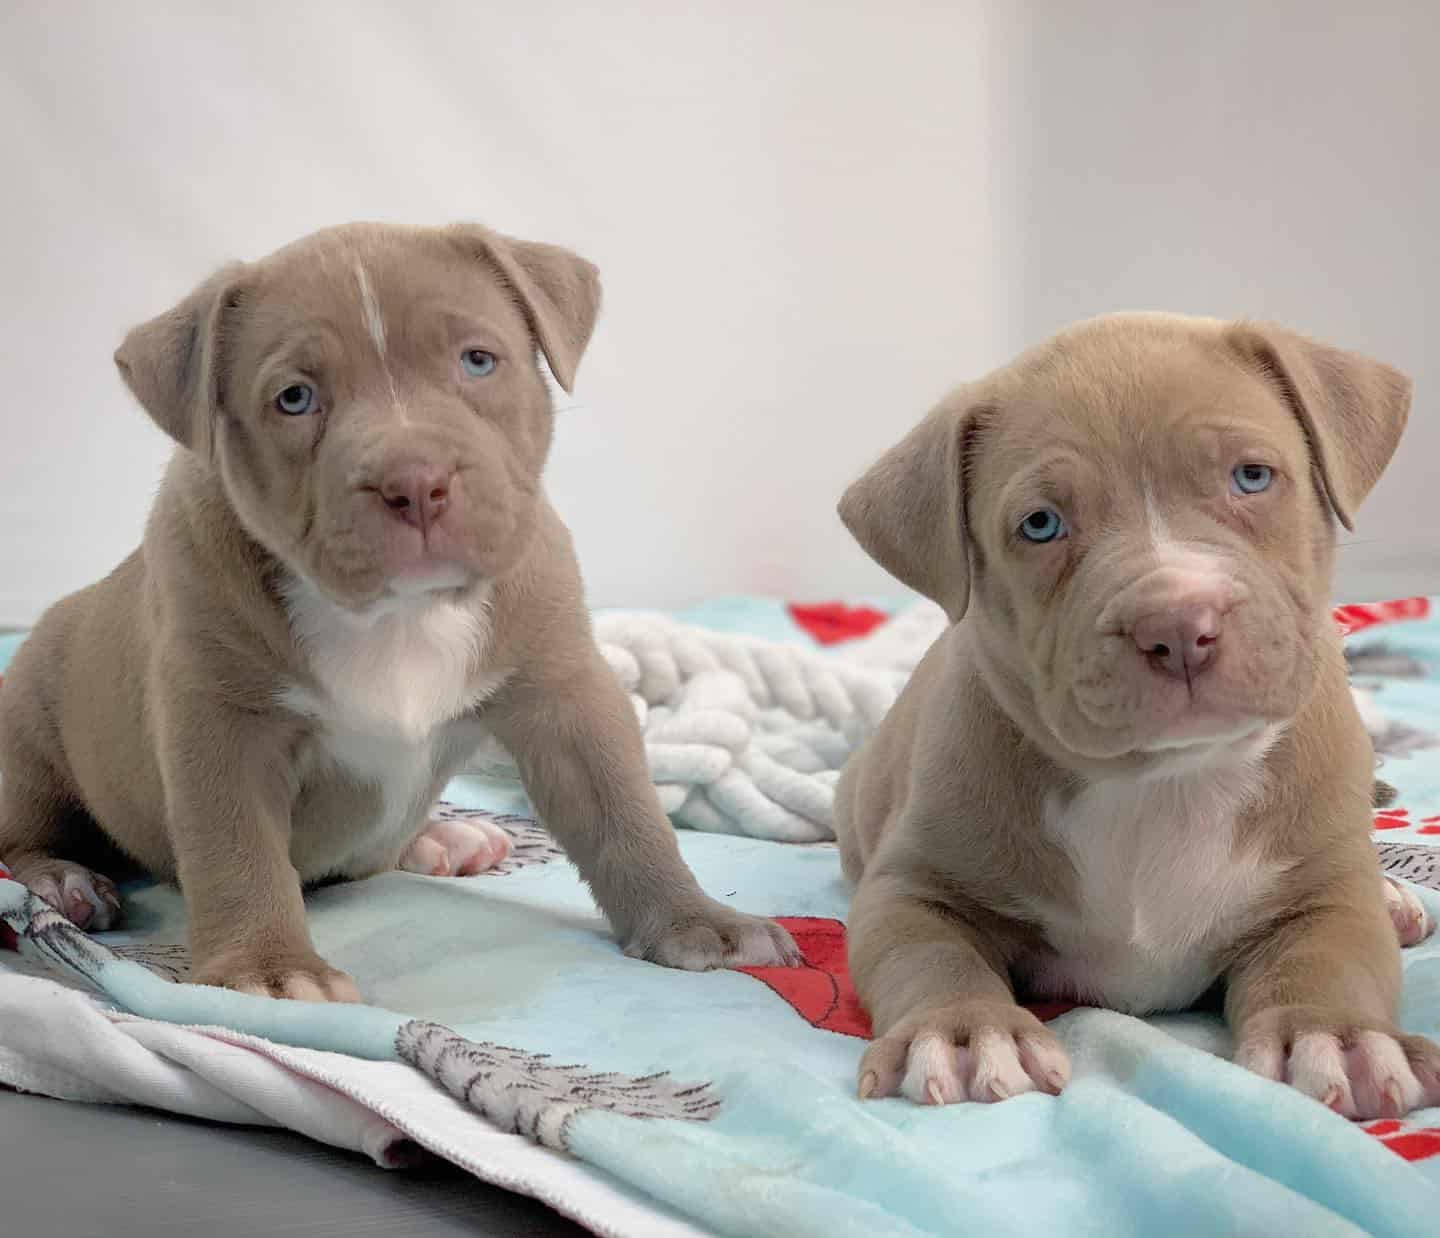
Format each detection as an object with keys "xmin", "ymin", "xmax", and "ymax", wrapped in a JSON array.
[
  {"xmin": 835, "ymin": 313, "xmax": 1440, "ymax": 1118},
  {"xmin": 0, "ymin": 221, "xmax": 797, "ymax": 998}
]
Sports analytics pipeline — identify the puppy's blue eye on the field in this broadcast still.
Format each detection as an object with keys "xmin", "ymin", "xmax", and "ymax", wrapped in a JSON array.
[
  {"xmin": 1231, "ymin": 464, "xmax": 1273, "ymax": 495},
  {"xmin": 275, "ymin": 383, "xmax": 315, "ymax": 415},
  {"xmin": 461, "ymin": 349, "xmax": 496, "ymax": 377},
  {"xmin": 1019, "ymin": 508, "xmax": 1066, "ymax": 543}
]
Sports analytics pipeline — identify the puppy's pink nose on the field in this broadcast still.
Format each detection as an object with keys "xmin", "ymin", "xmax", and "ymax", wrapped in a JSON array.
[
  {"xmin": 1132, "ymin": 605, "xmax": 1221, "ymax": 679},
  {"xmin": 379, "ymin": 467, "xmax": 452, "ymax": 533}
]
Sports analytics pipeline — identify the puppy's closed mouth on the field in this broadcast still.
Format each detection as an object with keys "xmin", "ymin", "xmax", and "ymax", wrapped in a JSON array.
[
  {"xmin": 385, "ymin": 562, "xmax": 476, "ymax": 599},
  {"xmin": 1134, "ymin": 718, "xmax": 1277, "ymax": 763}
]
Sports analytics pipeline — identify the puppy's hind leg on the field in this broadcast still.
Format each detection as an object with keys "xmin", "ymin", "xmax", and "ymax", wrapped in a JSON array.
[
  {"xmin": 1383, "ymin": 875, "xmax": 1434, "ymax": 947},
  {"xmin": 0, "ymin": 742, "xmax": 122, "ymax": 932},
  {"xmin": 9, "ymin": 853, "xmax": 122, "ymax": 932},
  {"xmin": 399, "ymin": 814, "xmax": 513, "ymax": 877}
]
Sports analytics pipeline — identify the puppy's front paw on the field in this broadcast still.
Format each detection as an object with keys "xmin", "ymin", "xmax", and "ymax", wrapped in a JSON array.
[
  {"xmin": 194, "ymin": 951, "xmax": 361, "ymax": 1003},
  {"xmin": 1383, "ymin": 876, "xmax": 1434, "ymax": 947},
  {"xmin": 623, "ymin": 899, "xmax": 800, "ymax": 970},
  {"xmin": 399, "ymin": 816, "xmax": 512, "ymax": 877},
  {"xmin": 859, "ymin": 1000, "xmax": 1070, "ymax": 1106},
  {"xmin": 19, "ymin": 860, "xmax": 122, "ymax": 931},
  {"xmin": 1235, "ymin": 1007, "xmax": 1440, "ymax": 1118}
]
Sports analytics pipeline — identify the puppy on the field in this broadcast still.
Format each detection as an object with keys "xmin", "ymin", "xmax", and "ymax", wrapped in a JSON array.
[
  {"xmin": 835, "ymin": 313, "xmax": 1440, "ymax": 1118},
  {"xmin": 0, "ymin": 221, "xmax": 797, "ymax": 998}
]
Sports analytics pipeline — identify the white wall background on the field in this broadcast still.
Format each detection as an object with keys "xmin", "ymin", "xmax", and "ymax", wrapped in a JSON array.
[{"xmin": 0, "ymin": 2, "xmax": 1434, "ymax": 625}]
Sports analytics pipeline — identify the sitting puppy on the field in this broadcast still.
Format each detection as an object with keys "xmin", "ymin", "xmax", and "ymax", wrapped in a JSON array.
[
  {"xmin": 835, "ymin": 313, "xmax": 1440, "ymax": 1118},
  {"xmin": 0, "ymin": 222, "xmax": 797, "ymax": 998}
]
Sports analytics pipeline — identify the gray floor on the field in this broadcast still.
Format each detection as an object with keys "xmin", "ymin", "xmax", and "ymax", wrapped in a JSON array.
[{"xmin": 0, "ymin": 1089, "xmax": 585, "ymax": 1236}]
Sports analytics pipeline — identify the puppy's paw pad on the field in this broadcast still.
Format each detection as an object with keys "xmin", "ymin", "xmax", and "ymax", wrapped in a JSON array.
[
  {"xmin": 625, "ymin": 904, "xmax": 799, "ymax": 971},
  {"xmin": 626, "ymin": 921, "xmax": 725, "ymax": 969},
  {"xmin": 236, "ymin": 971, "xmax": 360, "ymax": 1003},
  {"xmin": 1346, "ymin": 1031, "xmax": 1426, "ymax": 1117},
  {"xmin": 399, "ymin": 817, "xmax": 512, "ymax": 878},
  {"xmin": 723, "ymin": 916, "xmax": 801, "ymax": 968},
  {"xmin": 1288, "ymin": 1032, "xmax": 1360, "ymax": 1114},
  {"xmin": 204, "ymin": 958, "xmax": 361, "ymax": 1003},
  {"xmin": 400, "ymin": 834, "xmax": 450, "ymax": 877},
  {"xmin": 1238, "ymin": 1011, "xmax": 1440, "ymax": 1118},
  {"xmin": 24, "ymin": 863, "xmax": 121, "ymax": 931},
  {"xmin": 1016, "ymin": 1033, "xmax": 1072, "ymax": 1096},
  {"xmin": 863, "ymin": 1003, "xmax": 1071, "ymax": 1107},
  {"xmin": 900, "ymin": 1033, "xmax": 966, "ymax": 1105},
  {"xmin": 1383, "ymin": 877, "xmax": 1434, "ymax": 947},
  {"xmin": 972, "ymin": 1028, "xmax": 1050, "ymax": 1101}
]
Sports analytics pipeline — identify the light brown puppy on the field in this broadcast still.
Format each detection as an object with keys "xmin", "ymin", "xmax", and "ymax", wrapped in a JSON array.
[
  {"xmin": 835, "ymin": 313, "xmax": 1440, "ymax": 1118},
  {"xmin": 0, "ymin": 221, "xmax": 797, "ymax": 999}
]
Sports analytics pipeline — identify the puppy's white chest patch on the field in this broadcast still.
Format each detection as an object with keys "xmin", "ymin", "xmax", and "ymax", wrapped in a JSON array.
[
  {"xmin": 279, "ymin": 578, "xmax": 508, "ymax": 852},
  {"xmin": 282, "ymin": 577, "xmax": 501, "ymax": 741},
  {"xmin": 1020, "ymin": 740, "xmax": 1284, "ymax": 1014}
]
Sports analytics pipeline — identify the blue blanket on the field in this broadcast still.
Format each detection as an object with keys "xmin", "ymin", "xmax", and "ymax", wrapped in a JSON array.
[{"xmin": 3, "ymin": 599, "xmax": 1440, "ymax": 1236}]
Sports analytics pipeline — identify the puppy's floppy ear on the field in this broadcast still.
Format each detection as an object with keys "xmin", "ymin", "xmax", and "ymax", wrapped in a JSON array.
[
  {"xmin": 1229, "ymin": 323, "xmax": 1411, "ymax": 531},
  {"xmin": 838, "ymin": 391, "xmax": 979, "ymax": 622},
  {"xmin": 448, "ymin": 224, "xmax": 601, "ymax": 394},
  {"xmin": 114, "ymin": 263, "xmax": 247, "ymax": 459}
]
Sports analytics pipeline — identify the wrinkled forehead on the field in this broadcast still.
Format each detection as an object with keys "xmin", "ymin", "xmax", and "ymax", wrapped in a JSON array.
[
  {"xmin": 235, "ymin": 229, "xmax": 529, "ymax": 365},
  {"xmin": 975, "ymin": 330, "xmax": 1309, "ymax": 507}
]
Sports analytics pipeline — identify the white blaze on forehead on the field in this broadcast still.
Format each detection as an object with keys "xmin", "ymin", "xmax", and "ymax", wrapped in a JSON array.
[
  {"xmin": 1143, "ymin": 488, "xmax": 1231, "ymax": 593},
  {"xmin": 353, "ymin": 256, "xmax": 408, "ymax": 423},
  {"xmin": 354, "ymin": 259, "xmax": 387, "ymax": 358},
  {"xmin": 1144, "ymin": 486, "xmax": 1171, "ymax": 547}
]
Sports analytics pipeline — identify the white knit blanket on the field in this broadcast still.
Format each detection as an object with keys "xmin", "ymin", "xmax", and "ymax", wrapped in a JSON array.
[{"xmin": 462, "ymin": 603, "xmax": 944, "ymax": 842}]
